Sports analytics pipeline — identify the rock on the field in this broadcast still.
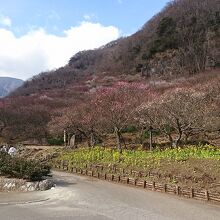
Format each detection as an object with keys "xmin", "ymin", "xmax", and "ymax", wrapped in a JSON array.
[
  {"xmin": 38, "ymin": 179, "xmax": 54, "ymax": 191},
  {"xmin": 70, "ymin": 135, "xmax": 76, "ymax": 148},
  {"xmin": 27, "ymin": 183, "xmax": 36, "ymax": 192},
  {"xmin": 0, "ymin": 177, "xmax": 55, "ymax": 192}
]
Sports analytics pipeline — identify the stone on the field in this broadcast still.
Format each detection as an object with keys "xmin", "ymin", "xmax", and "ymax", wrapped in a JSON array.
[
  {"xmin": 38, "ymin": 179, "xmax": 54, "ymax": 191},
  {"xmin": 0, "ymin": 177, "xmax": 55, "ymax": 192},
  {"xmin": 27, "ymin": 183, "xmax": 36, "ymax": 192},
  {"xmin": 69, "ymin": 135, "xmax": 76, "ymax": 148}
]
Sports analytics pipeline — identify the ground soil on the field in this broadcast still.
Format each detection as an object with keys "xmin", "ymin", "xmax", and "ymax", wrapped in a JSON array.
[{"xmin": 141, "ymin": 158, "xmax": 220, "ymax": 193}]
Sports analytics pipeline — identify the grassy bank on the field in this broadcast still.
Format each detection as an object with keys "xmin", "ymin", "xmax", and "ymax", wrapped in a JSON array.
[
  {"xmin": 57, "ymin": 145, "xmax": 220, "ymax": 192},
  {"xmin": 60, "ymin": 145, "xmax": 220, "ymax": 168}
]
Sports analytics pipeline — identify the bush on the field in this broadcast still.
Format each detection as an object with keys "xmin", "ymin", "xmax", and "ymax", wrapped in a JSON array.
[
  {"xmin": 143, "ymin": 129, "xmax": 161, "ymax": 139},
  {"xmin": 47, "ymin": 137, "xmax": 64, "ymax": 146},
  {"xmin": 121, "ymin": 125, "xmax": 137, "ymax": 133},
  {"xmin": 0, "ymin": 152, "xmax": 51, "ymax": 181}
]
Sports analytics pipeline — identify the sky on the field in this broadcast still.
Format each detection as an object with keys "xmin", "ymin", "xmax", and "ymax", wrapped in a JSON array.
[{"xmin": 0, "ymin": 0, "xmax": 170, "ymax": 80}]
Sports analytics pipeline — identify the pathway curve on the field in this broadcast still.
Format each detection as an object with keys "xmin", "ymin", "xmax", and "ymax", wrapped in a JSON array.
[{"xmin": 0, "ymin": 171, "xmax": 220, "ymax": 220}]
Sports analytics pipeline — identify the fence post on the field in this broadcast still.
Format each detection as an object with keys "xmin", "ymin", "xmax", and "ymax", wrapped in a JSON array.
[
  {"xmin": 164, "ymin": 184, "xmax": 167, "ymax": 193},
  {"xmin": 70, "ymin": 165, "xmax": 73, "ymax": 173},
  {"xmin": 143, "ymin": 180, "xmax": 146, "ymax": 188},
  {"xmin": 205, "ymin": 190, "xmax": 209, "ymax": 201},
  {"xmin": 97, "ymin": 172, "xmax": 100, "ymax": 179},
  {"xmin": 118, "ymin": 175, "xmax": 121, "ymax": 182},
  {"xmin": 91, "ymin": 171, "xmax": 94, "ymax": 177},
  {"xmin": 66, "ymin": 162, "xmax": 69, "ymax": 171},
  {"xmin": 152, "ymin": 181, "xmax": 155, "ymax": 191},
  {"xmin": 176, "ymin": 186, "xmax": 180, "ymax": 195},
  {"xmin": 127, "ymin": 178, "xmax": 129, "ymax": 184},
  {"xmin": 190, "ymin": 188, "xmax": 194, "ymax": 198},
  {"xmin": 104, "ymin": 173, "xmax": 107, "ymax": 180},
  {"xmin": 111, "ymin": 174, "xmax": 114, "ymax": 181}
]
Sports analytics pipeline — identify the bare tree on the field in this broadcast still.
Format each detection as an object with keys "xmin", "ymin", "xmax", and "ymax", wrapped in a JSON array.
[
  {"xmin": 138, "ymin": 88, "xmax": 209, "ymax": 146},
  {"xmin": 93, "ymin": 83, "xmax": 146, "ymax": 153}
]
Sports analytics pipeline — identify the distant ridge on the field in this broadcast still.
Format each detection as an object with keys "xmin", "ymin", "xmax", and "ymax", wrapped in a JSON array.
[{"xmin": 0, "ymin": 77, "xmax": 23, "ymax": 97}]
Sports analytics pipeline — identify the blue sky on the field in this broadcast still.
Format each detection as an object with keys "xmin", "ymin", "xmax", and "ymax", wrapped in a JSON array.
[{"xmin": 0, "ymin": 0, "xmax": 170, "ymax": 79}]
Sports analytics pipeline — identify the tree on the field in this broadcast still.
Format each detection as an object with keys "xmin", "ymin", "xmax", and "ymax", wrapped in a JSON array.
[
  {"xmin": 135, "ymin": 101, "xmax": 158, "ymax": 150},
  {"xmin": 150, "ymin": 89, "xmax": 207, "ymax": 146},
  {"xmin": 0, "ymin": 105, "xmax": 50, "ymax": 143},
  {"xmin": 93, "ymin": 83, "xmax": 146, "ymax": 153},
  {"xmin": 69, "ymin": 98, "xmax": 101, "ymax": 148}
]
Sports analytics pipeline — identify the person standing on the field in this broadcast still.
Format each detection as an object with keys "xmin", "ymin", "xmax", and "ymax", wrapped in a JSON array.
[{"xmin": 8, "ymin": 146, "xmax": 17, "ymax": 157}]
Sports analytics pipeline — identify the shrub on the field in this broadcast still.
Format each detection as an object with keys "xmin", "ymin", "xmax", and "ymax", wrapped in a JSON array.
[
  {"xmin": 0, "ymin": 152, "xmax": 51, "ymax": 181},
  {"xmin": 143, "ymin": 130, "xmax": 160, "ymax": 139},
  {"xmin": 121, "ymin": 125, "xmax": 138, "ymax": 133},
  {"xmin": 47, "ymin": 137, "xmax": 64, "ymax": 146}
]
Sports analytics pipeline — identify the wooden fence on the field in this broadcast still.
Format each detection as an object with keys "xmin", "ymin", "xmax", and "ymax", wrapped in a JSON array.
[{"xmin": 53, "ymin": 160, "xmax": 220, "ymax": 204}]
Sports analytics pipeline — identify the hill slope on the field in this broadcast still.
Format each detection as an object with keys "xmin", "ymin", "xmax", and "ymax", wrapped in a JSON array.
[
  {"xmin": 0, "ymin": 77, "xmax": 23, "ymax": 97},
  {"xmin": 1, "ymin": 0, "xmax": 219, "ymax": 144},
  {"xmin": 11, "ymin": 0, "xmax": 220, "ymax": 97}
]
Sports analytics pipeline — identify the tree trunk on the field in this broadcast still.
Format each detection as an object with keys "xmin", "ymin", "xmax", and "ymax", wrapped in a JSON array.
[
  {"xmin": 184, "ymin": 133, "xmax": 190, "ymax": 142},
  {"xmin": 67, "ymin": 133, "xmax": 71, "ymax": 146},
  {"xmin": 149, "ymin": 129, "xmax": 153, "ymax": 151},
  {"xmin": 168, "ymin": 134, "xmax": 173, "ymax": 147},
  {"xmin": 115, "ymin": 127, "xmax": 122, "ymax": 153},
  {"xmin": 176, "ymin": 132, "xmax": 182, "ymax": 146},
  {"xmin": 63, "ymin": 130, "xmax": 67, "ymax": 147},
  {"xmin": 176, "ymin": 119, "xmax": 182, "ymax": 146},
  {"xmin": 140, "ymin": 127, "xmax": 145, "ymax": 148},
  {"xmin": 90, "ymin": 132, "xmax": 95, "ymax": 148},
  {"xmin": 87, "ymin": 140, "xmax": 91, "ymax": 148},
  {"xmin": 121, "ymin": 134, "xmax": 127, "ymax": 149}
]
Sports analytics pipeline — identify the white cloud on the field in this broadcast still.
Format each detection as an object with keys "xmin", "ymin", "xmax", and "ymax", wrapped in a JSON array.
[
  {"xmin": 0, "ymin": 22, "xmax": 120, "ymax": 80},
  {"xmin": 83, "ymin": 14, "xmax": 91, "ymax": 20},
  {"xmin": 0, "ymin": 15, "xmax": 11, "ymax": 27},
  {"xmin": 83, "ymin": 13, "xmax": 96, "ymax": 21}
]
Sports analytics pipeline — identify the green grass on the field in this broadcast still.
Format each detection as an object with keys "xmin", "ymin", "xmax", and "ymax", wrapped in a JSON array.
[{"xmin": 58, "ymin": 145, "xmax": 220, "ymax": 170}]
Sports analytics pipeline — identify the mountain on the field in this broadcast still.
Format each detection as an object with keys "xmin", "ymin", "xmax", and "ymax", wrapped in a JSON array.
[
  {"xmin": 11, "ymin": 0, "xmax": 219, "ymax": 97},
  {"xmin": 0, "ymin": 77, "xmax": 23, "ymax": 97},
  {"xmin": 1, "ymin": 0, "xmax": 219, "ymax": 143}
]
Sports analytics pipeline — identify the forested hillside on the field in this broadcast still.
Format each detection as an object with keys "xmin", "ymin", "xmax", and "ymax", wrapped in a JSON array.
[
  {"xmin": 0, "ymin": 0, "xmax": 219, "ymax": 146},
  {"xmin": 12, "ymin": 0, "xmax": 219, "ymax": 96}
]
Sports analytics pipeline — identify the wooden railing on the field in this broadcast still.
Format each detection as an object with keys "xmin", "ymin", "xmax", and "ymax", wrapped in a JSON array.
[{"xmin": 53, "ymin": 160, "xmax": 220, "ymax": 204}]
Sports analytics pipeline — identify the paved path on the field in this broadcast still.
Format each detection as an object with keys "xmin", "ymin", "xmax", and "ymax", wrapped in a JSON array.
[{"xmin": 0, "ymin": 171, "xmax": 220, "ymax": 220}]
